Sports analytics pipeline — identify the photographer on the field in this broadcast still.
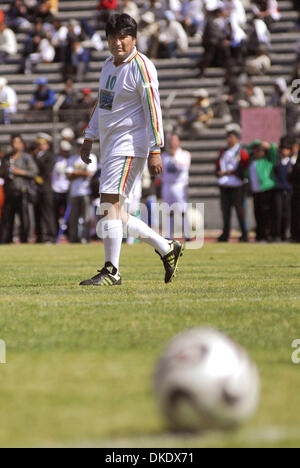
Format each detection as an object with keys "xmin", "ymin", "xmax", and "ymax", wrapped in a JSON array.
[{"xmin": 0, "ymin": 134, "xmax": 38, "ymax": 244}]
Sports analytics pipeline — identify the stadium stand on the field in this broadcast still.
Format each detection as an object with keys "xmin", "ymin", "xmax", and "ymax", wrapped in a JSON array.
[{"xmin": 0, "ymin": 0, "xmax": 299, "ymax": 205}]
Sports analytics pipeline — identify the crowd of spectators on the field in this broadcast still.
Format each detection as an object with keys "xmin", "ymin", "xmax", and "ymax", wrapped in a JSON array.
[
  {"xmin": 216, "ymin": 124, "xmax": 300, "ymax": 243},
  {"xmin": 0, "ymin": 0, "xmax": 299, "ymax": 243}
]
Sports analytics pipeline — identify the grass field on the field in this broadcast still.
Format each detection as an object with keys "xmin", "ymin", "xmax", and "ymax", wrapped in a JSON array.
[{"xmin": 0, "ymin": 242, "xmax": 299, "ymax": 448}]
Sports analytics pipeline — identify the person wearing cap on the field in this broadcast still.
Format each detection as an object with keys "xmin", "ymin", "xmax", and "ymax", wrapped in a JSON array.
[
  {"xmin": 216, "ymin": 125, "xmax": 249, "ymax": 242},
  {"xmin": 177, "ymin": 89, "xmax": 214, "ymax": 136},
  {"xmin": 157, "ymin": 10, "xmax": 189, "ymax": 59},
  {"xmin": 66, "ymin": 138, "xmax": 97, "ymax": 244},
  {"xmin": 34, "ymin": 133, "xmax": 57, "ymax": 243},
  {"xmin": 52, "ymin": 140, "xmax": 72, "ymax": 236},
  {"xmin": 29, "ymin": 78, "xmax": 56, "ymax": 118},
  {"xmin": 0, "ymin": 77, "xmax": 18, "ymax": 125},
  {"xmin": 0, "ymin": 134, "xmax": 38, "ymax": 244},
  {"xmin": 246, "ymin": 139, "xmax": 278, "ymax": 242},
  {"xmin": 80, "ymin": 13, "xmax": 184, "ymax": 287}
]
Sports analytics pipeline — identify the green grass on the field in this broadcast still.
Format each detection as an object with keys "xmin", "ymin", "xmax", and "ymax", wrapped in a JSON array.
[{"xmin": 0, "ymin": 242, "xmax": 300, "ymax": 448}]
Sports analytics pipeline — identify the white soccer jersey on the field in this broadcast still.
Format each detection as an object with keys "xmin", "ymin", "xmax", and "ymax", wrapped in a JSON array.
[{"xmin": 84, "ymin": 47, "xmax": 164, "ymax": 161}]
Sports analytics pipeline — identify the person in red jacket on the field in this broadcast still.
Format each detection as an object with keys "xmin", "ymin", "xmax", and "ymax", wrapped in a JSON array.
[
  {"xmin": 216, "ymin": 124, "xmax": 250, "ymax": 242},
  {"xmin": 0, "ymin": 10, "xmax": 4, "ymax": 26},
  {"xmin": 97, "ymin": 0, "xmax": 118, "ymax": 25}
]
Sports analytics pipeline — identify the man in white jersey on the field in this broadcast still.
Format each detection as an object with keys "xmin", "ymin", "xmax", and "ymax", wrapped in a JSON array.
[{"xmin": 80, "ymin": 14, "xmax": 184, "ymax": 286}]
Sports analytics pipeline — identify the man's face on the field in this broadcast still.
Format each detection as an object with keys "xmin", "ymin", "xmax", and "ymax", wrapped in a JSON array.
[
  {"xmin": 227, "ymin": 133, "xmax": 239, "ymax": 147},
  {"xmin": 281, "ymin": 147, "xmax": 291, "ymax": 158},
  {"xmin": 108, "ymin": 34, "xmax": 136, "ymax": 63}
]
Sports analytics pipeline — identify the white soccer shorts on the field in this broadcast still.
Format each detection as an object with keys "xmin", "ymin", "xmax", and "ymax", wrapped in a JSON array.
[{"xmin": 100, "ymin": 155, "xmax": 146, "ymax": 199}]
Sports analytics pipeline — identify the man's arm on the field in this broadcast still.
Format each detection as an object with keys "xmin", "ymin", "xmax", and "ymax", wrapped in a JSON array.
[
  {"xmin": 82, "ymin": 99, "xmax": 99, "ymax": 164},
  {"xmin": 137, "ymin": 57, "xmax": 164, "ymax": 176}
]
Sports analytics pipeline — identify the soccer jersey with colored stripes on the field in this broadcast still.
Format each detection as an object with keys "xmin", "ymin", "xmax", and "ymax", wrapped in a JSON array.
[{"xmin": 84, "ymin": 47, "xmax": 164, "ymax": 161}]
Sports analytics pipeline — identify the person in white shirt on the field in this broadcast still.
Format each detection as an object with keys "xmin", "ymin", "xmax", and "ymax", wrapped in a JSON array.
[
  {"xmin": 157, "ymin": 10, "xmax": 189, "ymax": 58},
  {"xmin": 216, "ymin": 124, "xmax": 250, "ymax": 242},
  {"xmin": 80, "ymin": 13, "xmax": 184, "ymax": 286},
  {"xmin": 0, "ymin": 77, "xmax": 18, "ymax": 124},
  {"xmin": 52, "ymin": 140, "xmax": 72, "ymax": 236},
  {"xmin": 0, "ymin": 23, "xmax": 17, "ymax": 64},
  {"xmin": 162, "ymin": 134, "xmax": 191, "ymax": 239},
  {"xmin": 67, "ymin": 138, "xmax": 97, "ymax": 244}
]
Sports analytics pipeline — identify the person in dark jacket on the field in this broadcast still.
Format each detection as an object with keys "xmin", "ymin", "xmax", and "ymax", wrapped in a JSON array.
[
  {"xmin": 289, "ymin": 152, "xmax": 300, "ymax": 242},
  {"xmin": 33, "ymin": 133, "xmax": 57, "ymax": 244},
  {"xmin": 216, "ymin": 124, "xmax": 250, "ymax": 242},
  {"xmin": 274, "ymin": 136, "xmax": 293, "ymax": 241},
  {"xmin": 0, "ymin": 134, "xmax": 38, "ymax": 244},
  {"xmin": 29, "ymin": 77, "xmax": 56, "ymax": 121},
  {"xmin": 198, "ymin": 6, "xmax": 233, "ymax": 77}
]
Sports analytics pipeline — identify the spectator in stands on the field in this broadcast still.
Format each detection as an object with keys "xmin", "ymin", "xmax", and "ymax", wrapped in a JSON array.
[
  {"xmin": 0, "ymin": 22, "xmax": 18, "ymax": 64},
  {"xmin": 66, "ymin": 138, "xmax": 98, "ymax": 244},
  {"xmin": 0, "ymin": 146, "xmax": 5, "ymax": 223},
  {"xmin": 180, "ymin": 0, "xmax": 205, "ymax": 37},
  {"xmin": 238, "ymin": 81, "xmax": 266, "ymax": 108},
  {"xmin": 217, "ymin": 71, "xmax": 243, "ymax": 123},
  {"xmin": 75, "ymin": 87, "xmax": 94, "ymax": 134},
  {"xmin": 56, "ymin": 79, "xmax": 79, "ymax": 122},
  {"xmin": 161, "ymin": 0, "xmax": 182, "ymax": 18},
  {"xmin": 52, "ymin": 20, "xmax": 68, "ymax": 63},
  {"xmin": 97, "ymin": 0, "xmax": 119, "ymax": 26},
  {"xmin": 61, "ymin": 127, "xmax": 76, "ymax": 145},
  {"xmin": 138, "ymin": 12, "xmax": 160, "ymax": 57},
  {"xmin": 122, "ymin": 0, "xmax": 140, "ymax": 24},
  {"xmin": 7, "ymin": 0, "xmax": 33, "ymax": 33},
  {"xmin": 156, "ymin": 10, "xmax": 189, "ymax": 59},
  {"xmin": 199, "ymin": 3, "xmax": 233, "ymax": 76},
  {"xmin": 292, "ymin": 0, "xmax": 300, "ymax": 29},
  {"xmin": 52, "ymin": 140, "xmax": 72, "ymax": 236},
  {"xmin": 268, "ymin": 77, "xmax": 296, "ymax": 137},
  {"xmin": 223, "ymin": 0, "xmax": 247, "ymax": 29},
  {"xmin": 177, "ymin": 89, "xmax": 214, "ymax": 136},
  {"xmin": 29, "ymin": 77, "xmax": 56, "ymax": 119},
  {"xmin": 245, "ymin": 45, "xmax": 271, "ymax": 75},
  {"xmin": 268, "ymin": 77, "xmax": 288, "ymax": 107},
  {"xmin": 24, "ymin": 30, "xmax": 55, "ymax": 74},
  {"xmin": 34, "ymin": 133, "xmax": 57, "ymax": 244},
  {"xmin": 247, "ymin": 140, "xmax": 278, "ymax": 242},
  {"xmin": 162, "ymin": 133, "xmax": 191, "ymax": 240},
  {"xmin": 34, "ymin": 1, "xmax": 54, "ymax": 25},
  {"xmin": 289, "ymin": 146, "xmax": 300, "ymax": 242},
  {"xmin": 0, "ymin": 77, "xmax": 18, "ymax": 125},
  {"xmin": 141, "ymin": 0, "xmax": 164, "ymax": 21},
  {"xmin": 251, "ymin": 0, "xmax": 280, "ymax": 29},
  {"xmin": 47, "ymin": 0, "xmax": 59, "ymax": 15},
  {"xmin": 216, "ymin": 124, "xmax": 249, "ymax": 242},
  {"xmin": 0, "ymin": 10, "xmax": 4, "ymax": 27},
  {"xmin": 274, "ymin": 136, "xmax": 293, "ymax": 242},
  {"xmin": 0, "ymin": 134, "xmax": 38, "ymax": 244}
]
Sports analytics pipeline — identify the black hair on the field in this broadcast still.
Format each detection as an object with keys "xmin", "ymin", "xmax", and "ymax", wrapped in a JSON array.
[
  {"xmin": 11, "ymin": 133, "xmax": 25, "ymax": 144},
  {"xmin": 279, "ymin": 135, "xmax": 293, "ymax": 150},
  {"xmin": 105, "ymin": 14, "xmax": 137, "ymax": 39}
]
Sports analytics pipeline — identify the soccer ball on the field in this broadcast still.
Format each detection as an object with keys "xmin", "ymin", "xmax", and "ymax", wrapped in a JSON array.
[{"xmin": 154, "ymin": 328, "xmax": 260, "ymax": 431}]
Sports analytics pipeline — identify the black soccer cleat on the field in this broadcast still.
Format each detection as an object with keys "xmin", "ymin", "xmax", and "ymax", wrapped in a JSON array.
[
  {"xmin": 79, "ymin": 262, "xmax": 122, "ymax": 286},
  {"xmin": 156, "ymin": 240, "xmax": 184, "ymax": 284}
]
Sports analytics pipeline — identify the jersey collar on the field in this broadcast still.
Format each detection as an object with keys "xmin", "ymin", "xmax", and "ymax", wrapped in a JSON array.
[{"xmin": 110, "ymin": 47, "xmax": 138, "ymax": 66}]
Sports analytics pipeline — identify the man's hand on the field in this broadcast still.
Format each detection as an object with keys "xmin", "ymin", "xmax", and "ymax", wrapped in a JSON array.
[
  {"xmin": 148, "ymin": 153, "xmax": 162, "ymax": 177},
  {"xmin": 81, "ymin": 140, "xmax": 93, "ymax": 164}
]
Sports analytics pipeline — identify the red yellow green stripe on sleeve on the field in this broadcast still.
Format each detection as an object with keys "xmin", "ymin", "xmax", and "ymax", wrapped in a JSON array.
[{"xmin": 134, "ymin": 54, "xmax": 162, "ymax": 147}]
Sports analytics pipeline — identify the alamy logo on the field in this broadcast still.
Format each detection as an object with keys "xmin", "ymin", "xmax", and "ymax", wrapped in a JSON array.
[
  {"xmin": 0, "ymin": 340, "xmax": 6, "ymax": 364},
  {"xmin": 291, "ymin": 339, "xmax": 300, "ymax": 364},
  {"xmin": 291, "ymin": 80, "xmax": 300, "ymax": 104}
]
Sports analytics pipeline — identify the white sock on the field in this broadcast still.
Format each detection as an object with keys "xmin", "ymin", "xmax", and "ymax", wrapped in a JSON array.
[
  {"xmin": 126, "ymin": 215, "xmax": 170, "ymax": 256},
  {"xmin": 98, "ymin": 219, "xmax": 123, "ymax": 271}
]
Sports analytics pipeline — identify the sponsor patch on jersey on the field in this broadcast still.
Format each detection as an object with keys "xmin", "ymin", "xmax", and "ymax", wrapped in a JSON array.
[{"xmin": 99, "ymin": 89, "xmax": 115, "ymax": 111}]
